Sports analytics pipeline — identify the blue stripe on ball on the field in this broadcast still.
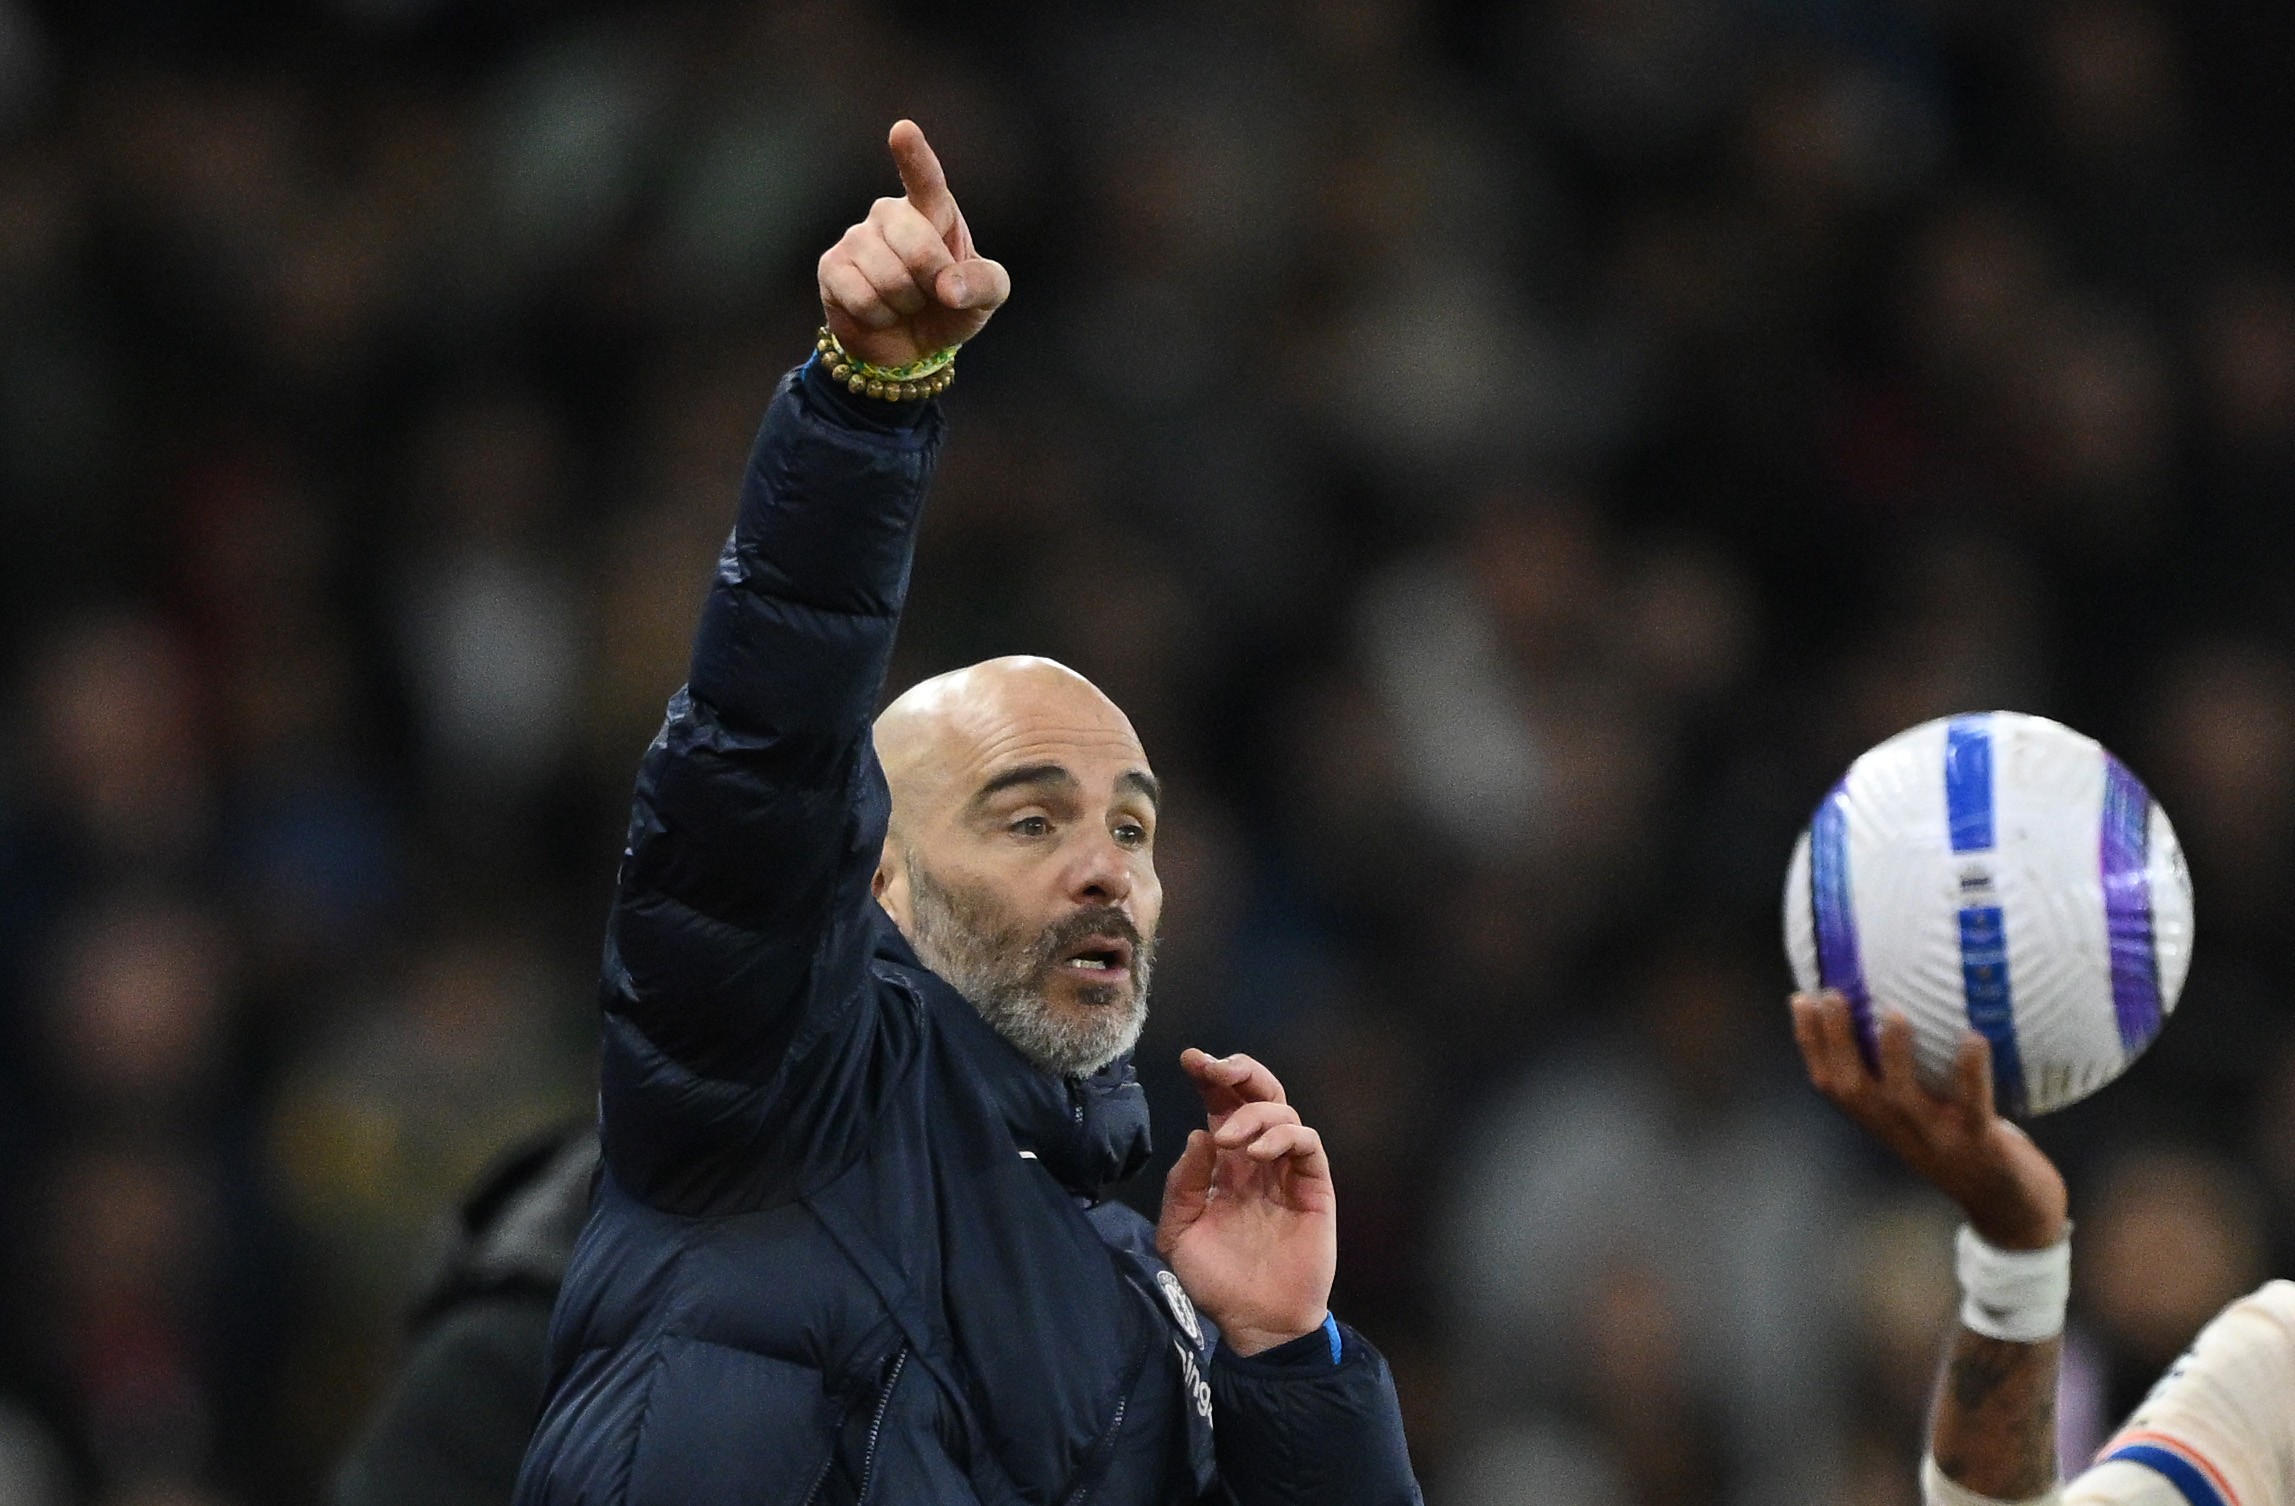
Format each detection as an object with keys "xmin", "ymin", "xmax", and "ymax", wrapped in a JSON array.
[
  {"xmin": 1957, "ymin": 904, "xmax": 2024, "ymax": 1114},
  {"xmin": 1944, "ymin": 716, "xmax": 2026, "ymax": 1113},
  {"xmin": 1945, "ymin": 715, "xmax": 1996, "ymax": 853}
]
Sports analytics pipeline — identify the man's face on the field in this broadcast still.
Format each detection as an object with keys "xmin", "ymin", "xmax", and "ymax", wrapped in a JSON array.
[{"xmin": 873, "ymin": 660, "xmax": 1164, "ymax": 1078}]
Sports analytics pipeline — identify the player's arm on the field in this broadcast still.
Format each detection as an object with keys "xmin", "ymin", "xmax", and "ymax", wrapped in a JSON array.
[
  {"xmin": 1792, "ymin": 992, "xmax": 2071, "ymax": 1505},
  {"xmin": 603, "ymin": 123, "xmax": 1006, "ymax": 1134},
  {"xmin": 2069, "ymin": 1280, "xmax": 2295, "ymax": 1506}
]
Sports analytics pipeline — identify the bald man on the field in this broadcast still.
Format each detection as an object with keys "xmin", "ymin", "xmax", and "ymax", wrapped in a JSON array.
[{"xmin": 512, "ymin": 124, "xmax": 1421, "ymax": 1506}]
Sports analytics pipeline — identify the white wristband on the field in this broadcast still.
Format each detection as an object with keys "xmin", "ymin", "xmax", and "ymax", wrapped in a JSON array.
[{"xmin": 1955, "ymin": 1223, "xmax": 2071, "ymax": 1343}]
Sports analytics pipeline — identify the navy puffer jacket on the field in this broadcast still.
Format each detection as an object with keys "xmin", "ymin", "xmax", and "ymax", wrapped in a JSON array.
[{"xmin": 511, "ymin": 362, "xmax": 1423, "ymax": 1506}]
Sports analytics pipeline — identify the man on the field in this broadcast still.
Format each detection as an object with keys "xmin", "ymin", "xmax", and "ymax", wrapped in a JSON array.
[
  {"xmin": 512, "ymin": 122, "xmax": 1421, "ymax": 1506},
  {"xmin": 1794, "ymin": 990, "xmax": 2295, "ymax": 1506}
]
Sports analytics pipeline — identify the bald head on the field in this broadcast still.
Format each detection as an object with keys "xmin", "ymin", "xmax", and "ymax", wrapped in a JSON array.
[
  {"xmin": 870, "ymin": 656, "xmax": 1163, "ymax": 1078},
  {"xmin": 875, "ymin": 656, "xmax": 1149, "ymax": 843}
]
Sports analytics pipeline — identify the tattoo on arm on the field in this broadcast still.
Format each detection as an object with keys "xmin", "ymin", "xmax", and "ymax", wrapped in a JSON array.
[
  {"xmin": 1932, "ymin": 1330, "xmax": 2060, "ymax": 1501},
  {"xmin": 1950, "ymin": 1344, "xmax": 2022, "ymax": 1412}
]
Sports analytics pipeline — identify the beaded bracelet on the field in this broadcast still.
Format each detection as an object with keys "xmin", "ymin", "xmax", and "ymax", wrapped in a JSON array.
[{"xmin": 815, "ymin": 325, "xmax": 958, "ymax": 401}]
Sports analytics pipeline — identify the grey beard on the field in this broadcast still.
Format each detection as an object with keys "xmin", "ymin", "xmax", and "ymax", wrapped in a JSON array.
[{"xmin": 903, "ymin": 856, "xmax": 1152, "ymax": 1078}]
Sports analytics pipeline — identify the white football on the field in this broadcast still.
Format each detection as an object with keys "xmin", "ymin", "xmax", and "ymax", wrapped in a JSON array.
[{"xmin": 1784, "ymin": 711, "xmax": 2194, "ymax": 1117}]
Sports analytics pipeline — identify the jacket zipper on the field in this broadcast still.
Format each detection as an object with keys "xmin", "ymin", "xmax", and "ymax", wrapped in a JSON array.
[
  {"xmin": 797, "ymin": 1442, "xmax": 837, "ymax": 1506},
  {"xmin": 1057, "ymin": 1296, "xmax": 1160, "ymax": 1506},
  {"xmin": 798, "ymin": 1343, "xmax": 910, "ymax": 1506},
  {"xmin": 854, "ymin": 1346, "xmax": 910, "ymax": 1503},
  {"xmin": 1058, "ymin": 1394, "xmax": 1126, "ymax": 1506}
]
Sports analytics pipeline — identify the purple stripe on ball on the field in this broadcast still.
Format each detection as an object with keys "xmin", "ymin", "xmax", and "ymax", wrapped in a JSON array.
[
  {"xmin": 2101, "ymin": 757, "xmax": 2164, "ymax": 1055},
  {"xmin": 1811, "ymin": 785, "xmax": 1876, "ymax": 1066}
]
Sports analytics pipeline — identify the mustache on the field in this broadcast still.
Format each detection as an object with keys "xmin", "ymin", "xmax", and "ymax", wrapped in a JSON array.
[{"xmin": 1026, "ymin": 905, "xmax": 1146, "ymax": 973}]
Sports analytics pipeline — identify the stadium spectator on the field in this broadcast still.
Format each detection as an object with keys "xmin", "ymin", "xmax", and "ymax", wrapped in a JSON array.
[{"xmin": 1441, "ymin": 930, "xmax": 1853, "ymax": 1505}]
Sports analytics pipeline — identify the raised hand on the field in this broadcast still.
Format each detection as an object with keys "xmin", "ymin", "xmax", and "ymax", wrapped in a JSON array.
[
  {"xmin": 1790, "ymin": 991, "xmax": 2066, "ymax": 1250},
  {"xmin": 817, "ymin": 120, "xmax": 1010, "ymax": 369},
  {"xmin": 1156, "ymin": 1049, "xmax": 1337, "ymax": 1357}
]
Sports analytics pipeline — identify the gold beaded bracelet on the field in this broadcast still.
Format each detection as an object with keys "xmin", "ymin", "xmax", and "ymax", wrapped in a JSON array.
[{"xmin": 815, "ymin": 325, "xmax": 958, "ymax": 401}]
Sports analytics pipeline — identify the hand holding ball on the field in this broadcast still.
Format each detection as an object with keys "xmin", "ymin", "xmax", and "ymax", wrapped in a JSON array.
[{"xmin": 1784, "ymin": 712, "xmax": 2193, "ymax": 1117}]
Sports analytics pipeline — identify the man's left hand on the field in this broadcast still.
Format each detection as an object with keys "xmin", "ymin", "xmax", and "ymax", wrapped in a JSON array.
[{"xmin": 1156, "ymin": 1049, "xmax": 1336, "ymax": 1357}]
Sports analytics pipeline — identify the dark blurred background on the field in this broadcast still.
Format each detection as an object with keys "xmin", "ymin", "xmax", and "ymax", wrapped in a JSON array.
[{"xmin": 2, "ymin": 1, "xmax": 2293, "ymax": 1503}]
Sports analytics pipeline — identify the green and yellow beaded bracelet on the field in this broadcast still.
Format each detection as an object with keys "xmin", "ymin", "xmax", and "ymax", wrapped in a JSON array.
[{"xmin": 815, "ymin": 326, "xmax": 958, "ymax": 401}]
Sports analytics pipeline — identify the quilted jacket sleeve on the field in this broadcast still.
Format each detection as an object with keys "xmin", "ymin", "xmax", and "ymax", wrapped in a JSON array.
[
  {"xmin": 598, "ymin": 361, "xmax": 942, "ymax": 1209},
  {"xmin": 1211, "ymin": 1319, "xmax": 1423, "ymax": 1506}
]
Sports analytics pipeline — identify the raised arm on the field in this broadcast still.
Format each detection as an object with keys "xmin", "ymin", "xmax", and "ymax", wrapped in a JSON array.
[
  {"xmin": 601, "ymin": 123, "xmax": 1006, "ymax": 1195},
  {"xmin": 1791, "ymin": 993, "xmax": 2070, "ymax": 1506}
]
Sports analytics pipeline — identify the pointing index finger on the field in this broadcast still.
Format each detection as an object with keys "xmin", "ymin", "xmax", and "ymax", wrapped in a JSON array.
[{"xmin": 888, "ymin": 119, "xmax": 958, "ymax": 236}]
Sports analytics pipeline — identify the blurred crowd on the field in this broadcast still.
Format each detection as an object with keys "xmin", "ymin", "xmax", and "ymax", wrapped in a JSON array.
[{"xmin": 2, "ymin": 1, "xmax": 2294, "ymax": 1503}]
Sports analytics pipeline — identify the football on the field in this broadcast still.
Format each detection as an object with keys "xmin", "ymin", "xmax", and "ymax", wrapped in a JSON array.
[{"xmin": 1784, "ymin": 712, "xmax": 2195, "ymax": 1116}]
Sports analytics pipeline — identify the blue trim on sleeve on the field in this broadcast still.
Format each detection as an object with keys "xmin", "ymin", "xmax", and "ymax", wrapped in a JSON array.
[
  {"xmin": 1323, "ymin": 1313, "xmax": 1342, "ymax": 1364},
  {"xmin": 2105, "ymin": 1444, "xmax": 2229, "ymax": 1506}
]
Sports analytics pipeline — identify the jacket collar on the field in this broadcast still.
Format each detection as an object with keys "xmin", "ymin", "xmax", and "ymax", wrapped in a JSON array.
[{"xmin": 871, "ymin": 906, "xmax": 1151, "ymax": 1199}]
